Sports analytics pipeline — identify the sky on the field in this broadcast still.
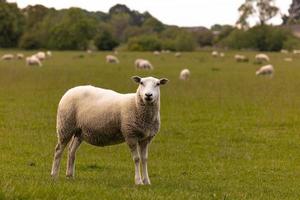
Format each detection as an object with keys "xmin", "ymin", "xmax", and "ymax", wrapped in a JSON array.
[{"xmin": 7, "ymin": 0, "xmax": 292, "ymax": 28}]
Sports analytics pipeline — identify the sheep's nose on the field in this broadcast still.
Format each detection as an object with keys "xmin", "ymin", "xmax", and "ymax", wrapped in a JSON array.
[{"xmin": 145, "ymin": 93, "xmax": 153, "ymax": 97}]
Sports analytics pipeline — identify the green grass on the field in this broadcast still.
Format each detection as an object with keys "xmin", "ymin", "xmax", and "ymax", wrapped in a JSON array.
[{"xmin": 1, "ymin": 50, "xmax": 300, "ymax": 199}]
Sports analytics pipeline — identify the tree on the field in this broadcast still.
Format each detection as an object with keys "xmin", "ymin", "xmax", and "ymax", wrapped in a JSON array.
[
  {"xmin": 236, "ymin": 0, "xmax": 279, "ymax": 28},
  {"xmin": 0, "ymin": 1, "xmax": 24, "ymax": 47},
  {"xmin": 94, "ymin": 30, "xmax": 119, "ymax": 50}
]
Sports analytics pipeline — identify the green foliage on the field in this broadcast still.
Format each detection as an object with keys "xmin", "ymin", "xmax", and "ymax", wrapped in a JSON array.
[
  {"xmin": 283, "ymin": 35, "xmax": 300, "ymax": 50},
  {"xmin": 221, "ymin": 25, "xmax": 289, "ymax": 51},
  {"xmin": 0, "ymin": 1, "xmax": 24, "ymax": 47},
  {"xmin": 193, "ymin": 29, "xmax": 214, "ymax": 46},
  {"xmin": 127, "ymin": 35, "xmax": 161, "ymax": 51},
  {"xmin": 174, "ymin": 32, "xmax": 196, "ymax": 51},
  {"xmin": 94, "ymin": 30, "xmax": 119, "ymax": 50}
]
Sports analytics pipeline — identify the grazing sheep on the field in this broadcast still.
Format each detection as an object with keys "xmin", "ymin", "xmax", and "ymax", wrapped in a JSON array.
[
  {"xmin": 50, "ymin": 76, "xmax": 168, "ymax": 185},
  {"xmin": 46, "ymin": 51, "xmax": 52, "ymax": 57},
  {"xmin": 281, "ymin": 49, "xmax": 289, "ymax": 54},
  {"xmin": 135, "ymin": 59, "xmax": 153, "ymax": 70},
  {"xmin": 106, "ymin": 55, "xmax": 119, "ymax": 64},
  {"xmin": 256, "ymin": 64, "xmax": 274, "ymax": 76},
  {"xmin": 16, "ymin": 53, "xmax": 24, "ymax": 59},
  {"xmin": 86, "ymin": 49, "xmax": 92, "ymax": 54},
  {"xmin": 1, "ymin": 54, "xmax": 14, "ymax": 60},
  {"xmin": 175, "ymin": 52, "xmax": 181, "ymax": 58},
  {"xmin": 293, "ymin": 50, "xmax": 300, "ymax": 54},
  {"xmin": 26, "ymin": 55, "xmax": 42, "ymax": 67},
  {"xmin": 235, "ymin": 54, "xmax": 249, "ymax": 62},
  {"xmin": 179, "ymin": 69, "xmax": 190, "ymax": 80},
  {"xmin": 255, "ymin": 54, "xmax": 270, "ymax": 63},
  {"xmin": 35, "ymin": 52, "xmax": 46, "ymax": 61},
  {"xmin": 284, "ymin": 58, "xmax": 293, "ymax": 62},
  {"xmin": 212, "ymin": 51, "xmax": 219, "ymax": 57},
  {"xmin": 153, "ymin": 51, "xmax": 160, "ymax": 56}
]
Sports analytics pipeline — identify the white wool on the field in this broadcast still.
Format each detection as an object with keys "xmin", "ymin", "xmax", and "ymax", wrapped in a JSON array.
[
  {"xmin": 51, "ymin": 76, "xmax": 168, "ymax": 185},
  {"xmin": 293, "ymin": 50, "xmax": 300, "ymax": 54},
  {"xmin": 46, "ymin": 51, "xmax": 52, "ymax": 57},
  {"xmin": 135, "ymin": 59, "xmax": 153, "ymax": 70},
  {"xmin": 175, "ymin": 52, "xmax": 181, "ymax": 57},
  {"xmin": 1, "ymin": 54, "xmax": 14, "ymax": 60},
  {"xmin": 35, "ymin": 52, "xmax": 46, "ymax": 61},
  {"xmin": 281, "ymin": 49, "xmax": 289, "ymax": 54},
  {"xmin": 16, "ymin": 53, "xmax": 24, "ymax": 59},
  {"xmin": 26, "ymin": 55, "xmax": 42, "ymax": 67},
  {"xmin": 235, "ymin": 54, "xmax": 249, "ymax": 62},
  {"xmin": 106, "ymin": 55, "xmax": 119, "ymax": 64},
  {"xmin": 255, "ymin": 54, "xmax": 270, "ymax": 63},
  {"xmin": 153, "ymin": 51, "xmax": 160, "ymax": 55},
  {"xmin": 256, "ymin": 64, "xmax": 274, "ymax": 76},
  {"xmin": 179, "ymin": 69, "xmax": 190, "ymax": 80},
  {"xmin": 212, "ymin": 51, "xmax": 219, "ymax": 57},
  {"xmin": 284, "ymin": 58, "xmax": 293, "ymax": 62}
]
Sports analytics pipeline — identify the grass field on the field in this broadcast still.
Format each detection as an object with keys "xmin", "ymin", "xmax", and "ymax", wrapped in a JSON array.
[{"xmin": 1, "ymin": 50, "xmax": 300, "ymax": 199}]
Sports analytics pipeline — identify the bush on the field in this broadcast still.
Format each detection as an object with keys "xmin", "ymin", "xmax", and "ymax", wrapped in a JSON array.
[
  {"xmin": 127, "ymin": 35, "xmax": 161, "ymax": 51},
  {"xmin": 175, "ymin": 33, "xmax": 196, "ymax": 51},
  {"xmin": 94, "ymin": 30, "xmax": 119, "ymax": 50},
  {"xmin": 19, "ymin": 32, "xmax": 41, "ymax": 49}
]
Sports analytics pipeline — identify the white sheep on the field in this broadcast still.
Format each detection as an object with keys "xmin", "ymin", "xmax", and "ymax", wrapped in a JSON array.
[
  {"xmin": 293, "ymin": 50, "xmax": 300, "ymax": 54},
  {"xmin": 135, "ymin": 59, "xmax": 153, "ymax": 70},
  {"xmin": 153, "ymin": 51, "xmax": 160, "ymax": 56},
  {"xmin": 284, "ymin": 58, "xmax": 293, "ymax": 62},
  {"xmin": 16, "ymin": 53, "xmax": 24, "ymax": 59},
  {"xmin": 175, "ymin": 52, "xmax": 181, "ymax": 58},
  {"xmin": 256, "ymin": 64, "xmax": 274, "ymax": 76},
  {"xmin": 1, "ymin": 54, "xmax": 14, "ymax": 60},
  {"xmin": 35, "ymin": 52, "xmax": 46, "ymax": 61},
  {"xmin": 50, "ymin": 76, "xmax": 168, "ymax": 185},
  {"xmin": 212, "ymin": 51, "xmax": 219, "ymax": 57},
  {"xmin": 179, "ymin": 69, "xmax": 190, "ymax": 80},
  {"xmin": 220, "ymin": 52, "xmax": 225, "ymax": 57},
  {"xmin": 281, "ymin": 49, "xmax": 289, "ymax": 54},
  {"xmin": 46, "ymin": 51, "xmax": 52, "ymax": 57},
  {"xmin": 235, "ymin": 54, "xmax": 249, "ymax": 62},
  {"xmin": 255, "ymin": 54, "xmax": 270, "ymax": 63},
  {"xmin": 26, "ymin": 55, "xmax": 42, "ymax": 67},
  {"xmin": 106, "ymin": 55, "xmax": 119, "ymax": 64}
]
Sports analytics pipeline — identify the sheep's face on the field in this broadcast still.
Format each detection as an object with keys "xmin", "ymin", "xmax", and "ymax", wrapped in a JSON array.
[{"xmin": 132, "ymin": 76, "xmax": 168, "ymax": 105}]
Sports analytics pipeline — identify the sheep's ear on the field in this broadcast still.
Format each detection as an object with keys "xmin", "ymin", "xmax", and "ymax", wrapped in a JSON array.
[
  {"xmin": 132, "ymin": 76, "xmax": 141, "ymax": 84},
  {"xmin": 159, "ymin": 78, "xmax": 169, "ymax": 85}
]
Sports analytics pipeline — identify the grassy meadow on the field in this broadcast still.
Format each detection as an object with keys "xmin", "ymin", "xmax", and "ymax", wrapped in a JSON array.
[{"xmin": 1, "ymin": 50, "xmax": 300, "ymax": 199}]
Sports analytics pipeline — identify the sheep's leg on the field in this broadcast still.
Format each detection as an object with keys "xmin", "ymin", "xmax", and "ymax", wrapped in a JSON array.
[
  {"xmin": 66, "ymin": 136, "xmax": 82, "ymax": 178},
  {"xmin": 139, "ymin": 140, "xmax": 151, "ymax": 185},
  {"xmin": 51, "ymin": 142, "xmax": 67, "ymax": 178},
  {"xmin": 127, "ymin": 138, "xmax": 143, "ymax": 185}
]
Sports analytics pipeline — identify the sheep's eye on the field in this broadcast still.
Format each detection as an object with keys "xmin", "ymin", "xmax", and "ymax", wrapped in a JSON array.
[
  {"xmin": 156, "ymin": 82, "xmax": 160, "ymax": 86},
  {"xmin": 140, "ymin": 81, "xmax": 144, "ymax": 85}
]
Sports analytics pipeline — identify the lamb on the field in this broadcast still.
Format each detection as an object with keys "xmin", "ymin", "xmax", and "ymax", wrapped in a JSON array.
[
  {"xmin": 1, "ymin": 54, "xmax": 14, "ymax": 60},
  {"xmin": 235, "ymin": 54, "xmax": 249, "ymax": 62},
  {"xmin": 16, "ymin": 53, "xmax": 24, "ymax": 59},
  {"xmin": 179, "ymin": 69, "xmax": 190, "ymax": 80},
  {"xmin": 50, "ymin": 76, "xmax": 168, "ymax": 185},
  {"xmin": 106, "ymin": 55, "xmax": 119, "ymax": 64},
  {"xmin": 255, "ymin": 54, "xmax": 270, "ymax": 63},
  {"xmin": 35, "ymin": 52, "xmax": 46, "ymax": 61},
  {"xmin": 256, "ymin": 64, "xmax": 274, "ymax": 76},
  {"xmin": 26, "ymin": 55, "xmax": 42, "ymax": 67},
  {"xmin": 135, "ymin": 59, "xmax": 153, "ymax": 70}
]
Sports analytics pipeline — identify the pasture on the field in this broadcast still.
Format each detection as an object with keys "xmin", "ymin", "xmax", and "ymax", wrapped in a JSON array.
[{"xmin": 1, "ymin": 50, "xmax": 300, "ymax": 199}]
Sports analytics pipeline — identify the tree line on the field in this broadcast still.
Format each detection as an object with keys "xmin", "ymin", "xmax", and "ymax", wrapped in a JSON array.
[{"xmin": 0, "ymin": 0, "xmax": 299, "ymax": 51}]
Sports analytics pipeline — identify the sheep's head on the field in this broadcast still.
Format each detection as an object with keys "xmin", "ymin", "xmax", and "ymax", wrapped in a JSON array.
[{"xmin": 132, "ymin": 76, "xmax": 168, "ymax": 105}]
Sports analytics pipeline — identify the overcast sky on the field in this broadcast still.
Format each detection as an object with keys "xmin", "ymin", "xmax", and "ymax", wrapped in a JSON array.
[{"xmin": 7, "ymin": 0, "xmax": 292, "ymax": 28}]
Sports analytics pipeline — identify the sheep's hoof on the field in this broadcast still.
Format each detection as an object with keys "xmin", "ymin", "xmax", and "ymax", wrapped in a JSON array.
[
  {"xmin": 143, "ymin": 179, "xmax": 151, "ymax": 185},
  {"xmin": 135, "ymin": 179, "xmax": 144, "ymax": 185},
  {"xmin": 66, "ymin": 174, "xmax": 74, "ymax": 179}
]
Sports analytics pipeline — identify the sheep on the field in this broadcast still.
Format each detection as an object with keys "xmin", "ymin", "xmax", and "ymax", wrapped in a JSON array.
[
  {"xmin": 293, "ymin": 50, "xmax": 300, "ymax": 54},
  {"xmin": 235, "ymin": 54, "xmax": 249, "ymax": 62},
  {"xmin": 256, "ymin": 64, "xmax": 274, "ymax": 76},
  {"xmin": 281, "ymin": 49, "xmax": 289, "ymax": 54},
  {"xmin": 1, "ymin": 54, "xmax": 14, "ymax": 60},
  {"xmin": 284, "ymin": 58, "xmax": 293, "ymax": 62},
  {"xmin": 35, "ymin": 52, "xmax": 46, "ymax": 61},
  {"xmin": 86, "ymin": 49, "xmax": 92, "ymax": 54},
  {"xmin": 153, "ymin": 51, "xmax": 160, "ymax": 56},
  {"xmin": 175, "ymin": 52, "xmax": 181, "ymax": 58},
  {"xmin": 212, "ymin": 51, "xmax": 219, "ymax": 57},
  {"xmin": 135, "ymin": 59, "xmax": 153, "ymax": 70},
  {"xmin": 179, "ymin": 69, "xmax": 190, "ymax": 80},
  {"xmin": 255, "ymin": 54, "xmax": 270, "ymax": 63},
  {"xmin": 220, "ymin": 52, "xmax": 225, "ymax": 57},
  {"xmin": 106, "ymin": 55, "xmax": 119, "ymax": 64},
  {"xmin": 46, "ymin": 51, "xmax": 52, "ymax": 57},
  {"xmin": 16, "ymin": 53, "xmax": 24, "ymax": 59},
  {"xmin": 26, "ymin": 55, "xmax": 42, "ymax": 67},
  {"xmin": 50, "ymin": 76, "xmax": 169, "ymax": 185}
]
